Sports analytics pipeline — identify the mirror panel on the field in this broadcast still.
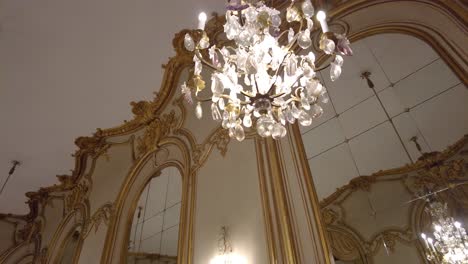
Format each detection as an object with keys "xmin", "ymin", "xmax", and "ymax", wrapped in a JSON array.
[{"xmin": 127, "ymin": 167, "xmax": 182, "ymax": 264}]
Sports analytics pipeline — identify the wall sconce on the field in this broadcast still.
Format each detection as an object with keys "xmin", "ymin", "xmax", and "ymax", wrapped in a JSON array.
[{"xmin": 210, "ymin": 226, "xmax": 247, "ymax": 264}]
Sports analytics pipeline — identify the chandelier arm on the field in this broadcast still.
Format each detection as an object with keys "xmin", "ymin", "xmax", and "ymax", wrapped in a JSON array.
[
  {"xmin": 276, "ymin": 96, "xmax": 300, "ymax": 107},
  {"xmin": 270, "ymin": 92, "xmax": 286, "ymax": 99},
  {"xmin": 313, "ymin": 55, "xmax": 335, "ymax": 72},
  {"xmin": 195, "ymin": 50, "xmax": 223, "ymax": 73},
  {"xmin": 240, "ymin": 90, "xmax": 255, "ymax": 98}
]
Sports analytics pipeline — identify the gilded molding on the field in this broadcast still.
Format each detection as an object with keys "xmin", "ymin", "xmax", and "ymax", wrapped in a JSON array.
[{"xmin": 83, "ymin": 203, "xmax": 114, "ymax": 238}]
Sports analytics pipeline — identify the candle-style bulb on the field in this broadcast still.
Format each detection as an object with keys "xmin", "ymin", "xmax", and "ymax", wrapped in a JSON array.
[
  {"xmin": 198, "ymin": 12, "xmax": 207, "ymax": 30},
  {"xmin": 316, "ymin": 10, "xmax": 326, "ymax": 21},
  {"xmin": 316, "ymin": 10, "xmax": 328, "ymax": 33}
]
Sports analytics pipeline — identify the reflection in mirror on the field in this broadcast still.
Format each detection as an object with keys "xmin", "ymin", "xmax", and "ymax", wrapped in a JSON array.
[
  {"xmin": 127, "ymin": 167, "xmax": 182, "ymax": 264},
  {"xmin": 59, "ymin": 226, "xmax": 82, "ymax": 264},
  {"xmin": 300, "ymin": 33, "xmax": 467, "ymax": 263}
]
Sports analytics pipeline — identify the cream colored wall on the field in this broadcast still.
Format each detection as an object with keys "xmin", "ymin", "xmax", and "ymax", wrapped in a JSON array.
[
  {"xmin": 193, "ymin": 139, "xmax": 268, "ymax": 264},
  {"xmin": 77, "ymin": 225, "xmax": 108, "ymax": 264}
]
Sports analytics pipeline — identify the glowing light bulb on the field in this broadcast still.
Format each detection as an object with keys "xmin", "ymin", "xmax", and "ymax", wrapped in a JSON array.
[
  {"xmin": 198, "ymin": 12, "xmax": 207, "ymax": 30},
  {"xmin": 316, "ymin": 11, "xmax": 328, "ymax": 32},
  {"xmin": 316, "ymin": 11, "xmax": 326, "ymax": 21}
]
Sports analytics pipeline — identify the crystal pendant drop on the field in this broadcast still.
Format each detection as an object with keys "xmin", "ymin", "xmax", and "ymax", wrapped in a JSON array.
[
  {"xmin": 321, "ymin": 92, "xmax": 330, "ymax": 104},
  {"xmin": 297, "ymin": 30, "xmax": 312, "ymax": 49},
  {"xmin": 330, "ymin": 63, "xmax": 342, "ymax": 82},
  {"xmin": 272, "ymin": 123, "xmax": 284, "ymax": 140},
  {"xmin": 211, "ymin": 103, "xmax": 221, "ymax": 120},
  {"xmin": 291, "ymin": 104, "xmax": 301, "ymax": 118},
  {"xmin": 301, "ymin": 0, "xmax": 315, "ymax": 18},
  {"xmin": 211, "ymin": 75, "xmax": 223, "ymax": 94},
  {"xmin": 199, "ymin": 34, "xmax": 210, "ymax": 49},
  {"xmin": 311, "ymin": 104, "xmax": 323, "ymax": 118},
  {"xmin": 285, "ymin": 107, "xmax": 295, "ymax": 124},
  {"xmin": 218, "ymin": 98, "xmax": 225, "ymax": 110},
  {"xmin": 234, "ymin": 124, "xmax": 245, "ymax": 141},
  {"xmin": 225, "ymin": 14, "xmax": 241, "ymax": 40},
  {"xmin": 286, "ymin": 6, "xmax": 300, "ymax": 22},
  {"xmin": 300, "ymin": 92, "xmax": 310, "ymax": 110},
  {"xmin": 285, "ymin": 56, "xmax": 297, "ymax": 76},
  {"xmin": 298, "ymin": 111, "xmax": 312, "ymax": 126},
  {"xmin": 288, "ymin": 28, "xmax": 295, "ymax": 44},
  {"xmin": 307, "ymin": 80, "xmax": 323, "ymax": 97},
  {"xmin": 277, "ymin": 108, "xmax": 286, "ymax": 125},
  {"xmin": 243, "ymin": 114, "xmax": 252, "ymax": 127},
  {"xmin": 228, "ymin": 127, "xmax": 235, "ymax": 138},
  {"xmin": 334, "ymin": 55, "xmax": 344, "ymax": 66},
  {"xmin": 271, "ymin": 14, "xmax": 281, "ymax": 28},
  {"xmin": 184, "ymin": 33, "xmax": 195, "ymax": 51},
  {"xmin": 244, "ymin": 7, "xmax": 258, "ymax": 22},
  {"xmin": 320, "ymin": 38, "xmax": 336, "ymax": 54},
  {"xmin": 195, "ymin": 102, "xmax": 203, "ymax": 119},
  {"xmin": 256, "ymin": 115, "xmax": 274, "ymax": 137}
]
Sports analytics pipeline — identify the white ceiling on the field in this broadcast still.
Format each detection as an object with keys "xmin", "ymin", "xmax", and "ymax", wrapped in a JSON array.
[
  {"xmin": 129, "ymin": 167, "xmax": 181, "ymax": 256},
  {"xmin": 301, "ymin": 34, "xmax": 468, "ymax": 200},
  {"xmin": 0, "ymin": 0, "xmax": 225, "ymax": 214}
]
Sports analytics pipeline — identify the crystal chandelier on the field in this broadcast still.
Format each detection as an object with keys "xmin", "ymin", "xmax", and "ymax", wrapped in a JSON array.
[
  {"xmin": 181, "ymin": 0, "xmax": 352, "ymax": 141},
  {"xmin": 420, "ymin": 201, "xmax": 468, "ymax": 263}
]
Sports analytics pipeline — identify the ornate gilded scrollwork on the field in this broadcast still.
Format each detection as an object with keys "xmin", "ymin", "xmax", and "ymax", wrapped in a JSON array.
[
  {"xmin": 191, "ymin": 128, "xmax": 230, "ymax": 169},
  {"xmin": 136, "ymin": 111, "xmax": 179, "ymax": 157},
  {"xmin": 83, "ymin": 203, "xmax": 114, "ymax": 237}
]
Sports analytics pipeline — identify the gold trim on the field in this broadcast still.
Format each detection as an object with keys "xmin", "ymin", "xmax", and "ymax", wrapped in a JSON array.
[
  {"xmin": 254, "ymin": 138, "xmax": 277, "ymax": 263},
  {"xmin": 291, "ymin": 123, "xmax": 333, "ymax": 263},
  {"xmin": 264, "ymin": 137, "xmax": 300, "ymax": 263}
]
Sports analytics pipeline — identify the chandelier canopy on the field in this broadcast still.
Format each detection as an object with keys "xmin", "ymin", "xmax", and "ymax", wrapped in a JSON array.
[
  {"xmin": 421, "ymin": 201, "xmax": 468, "ymax": 264},
  {"xmin": 181, "ymin": 0, "xmax": 352, "ymax": 141}
]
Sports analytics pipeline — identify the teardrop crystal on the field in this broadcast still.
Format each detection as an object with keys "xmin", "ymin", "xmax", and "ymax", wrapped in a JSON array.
[
  {"xmin": 330, "ymin": 63, "xmax": 342, "ymax": 82},
  {"xmin": 228, "ymin": 127, "xmax": 235, "ymax": 138},
  {"xmin": 311, "ymin": 104, "xmax": 323, "ymax": 118},
  {"xmin": 272, "ymin": 123, "xmax": 284, "ymax": 140},
  {"xmin": 286, "ymin": 6, "xmax": 300, "ymax": 22},
  {"xmin": 195, "ymin": 102, "xmax": 203, "ymax": 119},
  {"xmin": 243, "ymin": 114, "xmax": 252, "ymax": 127},
  {"xmin": 298, "ymin": 111, "xmax": 312, "ymax": 126},
  {"xmin": 300, "ymin": 93, "xmax": 310, "ymax": 110},
  {"xmin": 288, "ymin": 28, "xmax": 295, "ymax": 44},
  {"xmin": 291, "ymin": 104, "xmax": 301, "ymax": 118},
  {"xmin": 301, "ymin": 0, "xmax": 315, "ymax": 18},
  {"xmin": 199, "ymin": 34, "xmax": 210, "ymax": 49},
  {"xmin": 297, "ymin": 30, "xmax": 312, "ymax": 49},
  {"xmin": 285, "ymin": 107, "xmax": 295, "ymax": 124},
  {"xmin": 319, "ymin": 38, "xmax": 336, "ymax": 54},
  {"xmin": 211, "ymin": 103, "xmax": 221, "ymax": 120},
  {"xmin": 184, "ymin": 33, "xmax": 195, "ymax": 52},
  {"xmin": 234, "ymin": 124, "xmax": 245, "ymax": 141}
]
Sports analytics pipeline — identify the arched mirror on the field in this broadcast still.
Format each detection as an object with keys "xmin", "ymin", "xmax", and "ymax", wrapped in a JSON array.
[
  {"xmin": 58, "ymin": 225, "xmax": 82, "ymax": 264},
  {"xmin": 127, "ymin": 167, "xmax": 182, "ymax": 264}
]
